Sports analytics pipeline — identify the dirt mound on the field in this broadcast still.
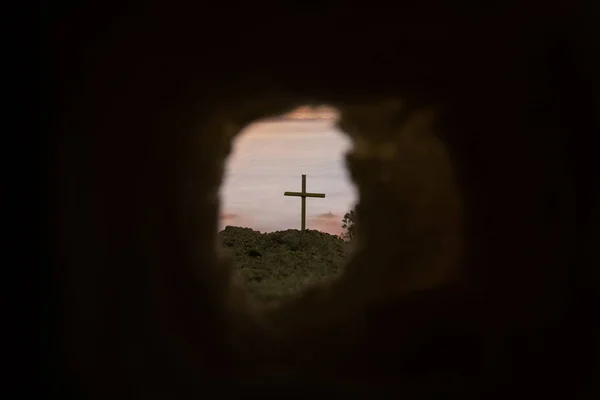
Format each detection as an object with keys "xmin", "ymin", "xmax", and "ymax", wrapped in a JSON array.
[{"xmin": 218, "ymin": 226, "xmax": 349, "ymax": 302}]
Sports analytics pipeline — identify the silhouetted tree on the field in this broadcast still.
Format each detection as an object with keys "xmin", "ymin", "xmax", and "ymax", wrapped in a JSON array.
[{"xmin": 341, "ymin": 208, "xmax": 356, "ymax": 242}]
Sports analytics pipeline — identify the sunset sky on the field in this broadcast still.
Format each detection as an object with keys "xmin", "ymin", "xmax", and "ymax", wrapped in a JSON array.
[
  {"xmin": 220, "ymin": 106, "xmax": 356, "ymax": 236},
  {"xmin": 282, "ymin": 105, "xmax": 339, "ymax": 120}
]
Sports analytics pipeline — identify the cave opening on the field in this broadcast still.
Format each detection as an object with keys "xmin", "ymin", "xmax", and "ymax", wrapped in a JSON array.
[
  {"xmin": 217, "ymin": 104, "xmax": 359, "ymax": 302},
  {"xmin": 219, "ymin": 104, "xmax": 357, "ymax": 237},
  {"xmin": 213, "ymin": 99, "xmax": 463, "ymax": 303}
]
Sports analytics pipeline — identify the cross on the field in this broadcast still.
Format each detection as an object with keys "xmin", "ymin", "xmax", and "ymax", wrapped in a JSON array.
[{"xmin": 284, "ymin": 174, "xmax": 326, "ymax": 232}]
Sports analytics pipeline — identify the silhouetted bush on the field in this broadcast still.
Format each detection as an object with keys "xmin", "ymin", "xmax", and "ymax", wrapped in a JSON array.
[{"xmin": 341, "ymin": 208, "xmax": 356, "ymax": 242}]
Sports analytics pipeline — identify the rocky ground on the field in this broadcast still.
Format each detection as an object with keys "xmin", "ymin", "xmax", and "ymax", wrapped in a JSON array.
[{"xmin": 218, "ymin": 226, "xmax": 351, "ymax": 302}]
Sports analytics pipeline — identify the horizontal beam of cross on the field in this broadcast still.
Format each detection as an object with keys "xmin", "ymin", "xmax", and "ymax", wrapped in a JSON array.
[{"xmin": 283, "ymin": 192, "xmax": 325, "ymax": 198}]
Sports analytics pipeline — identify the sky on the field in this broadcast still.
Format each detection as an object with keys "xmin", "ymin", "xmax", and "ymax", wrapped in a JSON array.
[
  {"xmin": 283, "ymin": 105, "xmax": 339, "ymax": 120},
  {"xmin": 219, "ymin": 106, "xmax": 357, "ymax": 236}
]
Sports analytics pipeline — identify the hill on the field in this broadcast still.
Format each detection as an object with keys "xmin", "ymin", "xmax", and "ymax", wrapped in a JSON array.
[{"xmin": 218, "ymin": 226, "xmax": 350, "ymax": 302}]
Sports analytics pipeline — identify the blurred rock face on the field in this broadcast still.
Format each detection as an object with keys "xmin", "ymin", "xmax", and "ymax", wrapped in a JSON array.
[{"xmin": 337, "ymin": 102, "xmax": 462, "ymax": 292}]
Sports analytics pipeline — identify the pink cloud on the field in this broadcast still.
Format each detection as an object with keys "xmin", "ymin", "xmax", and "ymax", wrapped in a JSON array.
[
  {"xmin": 220, "ymin": 213, "xmax": 238, "ymax": 221},
  {"xmin": 310, "ymin": 212, "xmax": 344, "ymax": 237},
  {"xmin": 219, "ymin": 211, "xmax": 345, "ymax": 237}
]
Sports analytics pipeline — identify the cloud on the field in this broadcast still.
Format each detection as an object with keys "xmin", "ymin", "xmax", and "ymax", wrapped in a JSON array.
[
  {"xmin": 220, "ymin": 213, "xmax": 238, "ymax": 221},
  {"xmin": 310, "ymin": 212, "xmax": 344, "ymax": 236},
  {"xmin": 219, "ymin": 211, "xmax": 345, "ymax": 237},
  {"xmin": 219, "ymin": 213, "xmax": 252, "ymax": 232},
  {"xmin": 316, "ymin": 211, "xmax": 338, "ymax": 220}
]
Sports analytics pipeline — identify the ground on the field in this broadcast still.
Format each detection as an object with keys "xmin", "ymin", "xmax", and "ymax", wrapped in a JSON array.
[{"xmin": 219, "ymin": 226, "xmax": 348, "ymax": 302}]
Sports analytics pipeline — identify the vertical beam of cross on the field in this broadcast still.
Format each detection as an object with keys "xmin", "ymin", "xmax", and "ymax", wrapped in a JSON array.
[{"xmin": 284, "ymin": 174, "xmax": 326, "ymax": 232}]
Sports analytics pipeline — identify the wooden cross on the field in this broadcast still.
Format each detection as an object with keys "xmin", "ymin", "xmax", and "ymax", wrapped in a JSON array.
[{"xmin": 284, "ymin": 174, "xmax": 326, "ymax": 232}]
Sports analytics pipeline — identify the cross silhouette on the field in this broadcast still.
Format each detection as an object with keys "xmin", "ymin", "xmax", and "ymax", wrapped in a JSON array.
[{"xmin": 284, "ymin": 174, "xmax": 326, "ymax": 232}]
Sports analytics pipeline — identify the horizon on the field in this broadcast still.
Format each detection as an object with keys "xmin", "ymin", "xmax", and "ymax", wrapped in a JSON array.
[{"xmin": 218, "ymin": 222, "xmax": 347, "ymax": 237}]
